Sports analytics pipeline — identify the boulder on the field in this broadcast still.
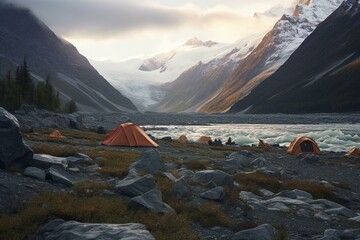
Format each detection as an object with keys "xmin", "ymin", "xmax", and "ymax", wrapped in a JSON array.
[
  {"xmin": 38, "ymin": 220, "xmax": 155, "ymax": 240},
  {"xmin": 192, "ymin": 170, "xmax": 234, "ymax": 188},
  {"xmin": 46, "ymin": 166, "xmax": 76, "ymax": 187},
  {"xmin": 172, "ymin": 177, "xmax": 192, "ymax": 198},
  {"xmin": 232, "ymin": 224, "xmax": 277, "ymax": 240},
  {"xmin": 115, "ymin": 174, "xmax": 156, "ymax": 197},
  {"xmin": 130, "ymin": 149, "xmax": 166, "ymax": 174},
  {"xmin": 30, "ymin": 154, "xmax": 68, "ymax": 169},
  {"xmin": 321, "ymin": 229, "xmax": 360, "ymax": 240},
  {"xmin": 251, "ymin": 157, "xmax": 268, "ymax": 168},
  {"xmin": 325, "ymin": 207, "xmax": 358, "ymax": 218},
  {"xmin": 223, "ymin": 152, "xmax": 254, "ymax": 170},
  {"xmin": 128, "ymin": 189, "xmax": 175, "ymax": 214},
  {"xmin": 162, "ymin": 172, "xmax": 177, "ymax": 182},
  {"xmin": 200, "ymin": 186, "xmax": 225, "ymax": 202},
  {"xmin": 259, "ymin": 189, "xmax": 274, "ymax": 197},
  {"xmin": 23, "ymin": 167, "xmax": 46, "ymax": 181},
  {"xmin": 0, "ymin": 107, "xmax": 33, "ymax": 169},
  {"xmin": 299, "ymin": 154, "xmax": 320, "ymax": 164}
]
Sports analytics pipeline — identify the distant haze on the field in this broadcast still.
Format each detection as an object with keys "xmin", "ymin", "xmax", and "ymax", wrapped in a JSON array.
[{"xmin": 5, "ymin": 0, "xmax": 294, "ymax": 61}]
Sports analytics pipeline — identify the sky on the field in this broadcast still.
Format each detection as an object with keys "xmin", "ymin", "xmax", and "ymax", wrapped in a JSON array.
[{"xmin": 6, "ymin": 0, "xmax": 295, "ymax": 61}]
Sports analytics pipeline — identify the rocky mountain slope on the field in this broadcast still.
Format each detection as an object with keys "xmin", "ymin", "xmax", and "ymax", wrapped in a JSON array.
[
  {"xmin": 230, "ymin": 0, "xmax": 360, "ymax": 114},
  {"xmin": 0, "ymin": 2, "xmax": 137, "ymax": 112},
  {"xmin": 199, "ymin": 0, "xmax": 343, "ymax": 113}
]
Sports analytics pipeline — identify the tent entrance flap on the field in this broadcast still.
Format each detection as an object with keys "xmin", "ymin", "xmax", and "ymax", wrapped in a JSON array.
[{"xmin": 300, "ymin": 140, "xmax": 314, "ymax": 152}]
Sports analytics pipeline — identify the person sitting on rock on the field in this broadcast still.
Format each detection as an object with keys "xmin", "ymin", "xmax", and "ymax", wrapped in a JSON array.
[{"xmin": 226, "ymin": 137, "xmax": 235, "ymax": 145}]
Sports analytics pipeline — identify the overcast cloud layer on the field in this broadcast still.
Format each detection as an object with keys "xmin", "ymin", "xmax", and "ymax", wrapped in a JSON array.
[{"xmin": 4, "ymin": 0, "xmax": 294, "ymax": 60}]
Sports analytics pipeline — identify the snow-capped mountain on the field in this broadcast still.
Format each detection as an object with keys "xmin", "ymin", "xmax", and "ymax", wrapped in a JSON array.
[
  {"xmin": 152, "ymin": 34, "xmax": 263, "ymax": 112},
  {"xmin": 91, "ymin": 36, "xmax": 264, "ymax": 111},
  {"xmin": 199, "ymin": 0, "xmax": 343, "ymax": 113},
  {"xmin": 230, "ymin": 0, "xmax": 360, "ymax": 113}
]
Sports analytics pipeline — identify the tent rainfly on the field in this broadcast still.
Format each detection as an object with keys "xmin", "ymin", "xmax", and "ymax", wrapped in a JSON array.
[
  {"xmin": 287, "ymin": 136, "xmax": 321, "ymax": 155},
  {"xmin": 102, "ymin": 122, "xmax": 159, "ymax": 147},
  {"xmin": 345, "ymin": 147, "xmax": 360, "ymax": 157},
  {"xmin": 178, "ymin": 135, "xmax": 189, "ymax": 143},
  {"xmin": 258, "ymin": 139, "xmax": 271, "ymax": 150},
  {"xmin": 49, "ymin": 130, "xmax": 64, "ymax": 139},
  {"xmin": 197, "ymin": 136, "xmax": 212, "ymax": 144}
]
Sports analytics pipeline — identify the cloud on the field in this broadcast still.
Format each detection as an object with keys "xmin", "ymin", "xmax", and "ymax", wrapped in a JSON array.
[{"xmin": 6, "ymin": 0, "xmax": 280, "ymax": 40}]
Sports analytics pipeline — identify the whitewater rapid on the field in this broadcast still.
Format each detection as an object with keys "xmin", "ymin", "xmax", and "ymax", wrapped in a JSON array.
[{"xmin": 144, "ymin": 124, "xmax": 360, "ymax": 152}]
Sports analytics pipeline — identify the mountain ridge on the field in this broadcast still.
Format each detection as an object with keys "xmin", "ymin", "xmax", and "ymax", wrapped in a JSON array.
[
  {"xmin": 230, "ymin": 0, "xmax": 360, "ymax": 114},
  {"xmin": 0, "ymin": 2, "xmax": 137, "ymax": 112}
]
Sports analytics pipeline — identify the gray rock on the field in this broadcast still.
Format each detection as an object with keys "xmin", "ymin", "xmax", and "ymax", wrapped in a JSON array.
[
  {"xmin": 299, "ymin": 154, "xmax": 320, "ymax": 163},
  {"xmin": 315, "ymin": 212, "xmax": 331, "ymax": 221},
  {"xmin": 297, "ymin": 208, "xmax": 312, "ymax": 217},
  {"xmin": 321, "ymin": 228, "xmax": 360, "ymax": 240},
  {"xmin": 350, "ymin": 215, "xmax": 360, "ymax": 223},
  {"xmin": 129, "ymin": 189, "xmax": 175, "ymax": 214},
  {"xmin": 201, "ymin": 186, "xmax": 225, "ymax": 202},
  {"xmin": 23, "ymin": 167, "xmax": 46, "ymax": 181},
  {"xmin": 325, "ymin": 207, "xmax": 358, "ymax": 218},
  {"xmin": 172, "ymin": 177, "xmax": 191, "ymax": 198},
  {"xmin": 115, "ymin": 174, "xmax": 156, "ymax": 197},
  {"xmin": 192, "ymin": 170, "xmax": 234, "ymax": 188},
  {"xmin": 177, "ymin": 169, "xmax": 194, "ymax": 178},
  {"xmin": 46, "ymin": 166, "xmax": 76, "ymax": 187},
  {"xmin": 274, "ymin": 189, "xmax": 313, "ymax": 200},
  {"xmin": 30, "ymin": 154, "xmax": 68, "ymax": 169},
  {"xmin": 162, "ymin": 172, "xmax": 177, "ymax": 182},
  {"xmin": 130, "ymin": 149, "xmax": 166, "ymax": 174},
  {"xmin": 223, "ymin": 152, "xmax": 254, "ymax": 170},
  {"xmin": 259, "ymin": 189, "xmax": 274, "ymax": 197},
  {"xmin": 66, "ymin": 156, "xmax": 92, "ymax": 168},
  {"xmin": 0, "ymin": 107, "xmax": 33, "ymax": 169},
  {"xmin": 232, "ymin": 224, "xmax": 277, "ymax": 240},
  {"xmin": 38, "ymin": 220, "xmax": 155, "ymax": 240},
  {"xmin": 267, "ymin": 202, "xmax": 290, "ymax": 211},
  {"xmin": 251, "ymin": 157, "xmax": 267, "ymax": 168},
  {"xmin": 262, "ymin": 197, "xmax": 310, "ymax": 208},
  {"xmin": 39, "ymin": 219, "xmax": 66, "ymax": 233}
]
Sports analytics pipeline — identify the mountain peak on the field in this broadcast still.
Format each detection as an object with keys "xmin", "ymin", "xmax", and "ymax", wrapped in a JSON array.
[{"xmin": 183, "ymin": 38, "xmax": 217, "ymax": 48}]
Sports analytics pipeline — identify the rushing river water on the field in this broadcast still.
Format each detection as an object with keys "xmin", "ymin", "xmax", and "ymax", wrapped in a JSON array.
[{"xmin": 144, "ymin": 123, "xmax": 360, "ymax": 152}]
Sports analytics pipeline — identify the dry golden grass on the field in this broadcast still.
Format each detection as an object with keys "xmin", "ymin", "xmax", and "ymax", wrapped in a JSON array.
[
  {"xmin": 0, "ymin": 192, "xmax": 199, "ymax": 240},
  {"xmin": 31, "ymin": 144, "xmax": 78, "ymax": 157},
  {"xmin": 72, "ymin": 181, "xmax": 111, "ymax": 197},
  {"xmin": 183, "ymin": 159, "xmax": 209, "ymax": 171},
  {"xmin": 82, "ymin": 148, "xmax": 139, "ymax": 178},
  {"xmin": 234, "ymin": 171, "xmax": 283, "ymax": 194},
  {"xmin": 285, "ymin": 179, "xmax": 335, "ymax": 200},
  {"xmin": 187, "ymin": 203, "xmax": 239, "ymax": 230}
]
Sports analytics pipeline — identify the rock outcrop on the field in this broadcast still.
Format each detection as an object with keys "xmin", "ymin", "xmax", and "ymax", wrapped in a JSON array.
[{"xmin": 0, "ymin": 107, "xmax": 33, "ymax": 169}]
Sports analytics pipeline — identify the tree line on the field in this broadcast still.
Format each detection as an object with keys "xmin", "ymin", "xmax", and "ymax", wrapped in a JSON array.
[{"xmin": 0, "ymin": 60, "xmax": 77, "ymax": 113}]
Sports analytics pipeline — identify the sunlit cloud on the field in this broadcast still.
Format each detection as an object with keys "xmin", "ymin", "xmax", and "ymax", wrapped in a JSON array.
[{"xmin": 5, "ymin": 0, "xmax": 294, "ymax": 60}]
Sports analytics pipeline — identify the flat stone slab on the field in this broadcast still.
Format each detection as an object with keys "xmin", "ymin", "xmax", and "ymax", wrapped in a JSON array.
[{"xmin": 38, "ymin": 219, "xmax": 155, "ymax": 240}]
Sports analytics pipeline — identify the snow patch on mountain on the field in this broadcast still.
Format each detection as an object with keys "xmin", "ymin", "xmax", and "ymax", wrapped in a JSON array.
[{"xmin": 265, "ymin": 0, "xmax": 343, "ymax": 68}]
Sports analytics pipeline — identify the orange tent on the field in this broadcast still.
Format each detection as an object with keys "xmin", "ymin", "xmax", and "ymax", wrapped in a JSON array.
[
  {"xmin": 258, "ymin": 139, "xmax": 271, "ymax": 150},
  {"xmin": 197, "ymin": 136, "xmax": 212, "ymax": 144},
  {"xmin": 102, "ymin": 122, "xmax": 159, "ymax": 147},
  {"xmin": 178, "ymin": 135, "xmax": 189, "ymax": 143},
  {"xmin": 345, "ymin": 147, "xmax": 360, "ymax": 157},
  {"xmin": 287, "ymin": 136, "xmax": 321, "ymax": 155},
  {"xmin": 49, "ymin": 130, "xmax": 64, "ymax": 139}
]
